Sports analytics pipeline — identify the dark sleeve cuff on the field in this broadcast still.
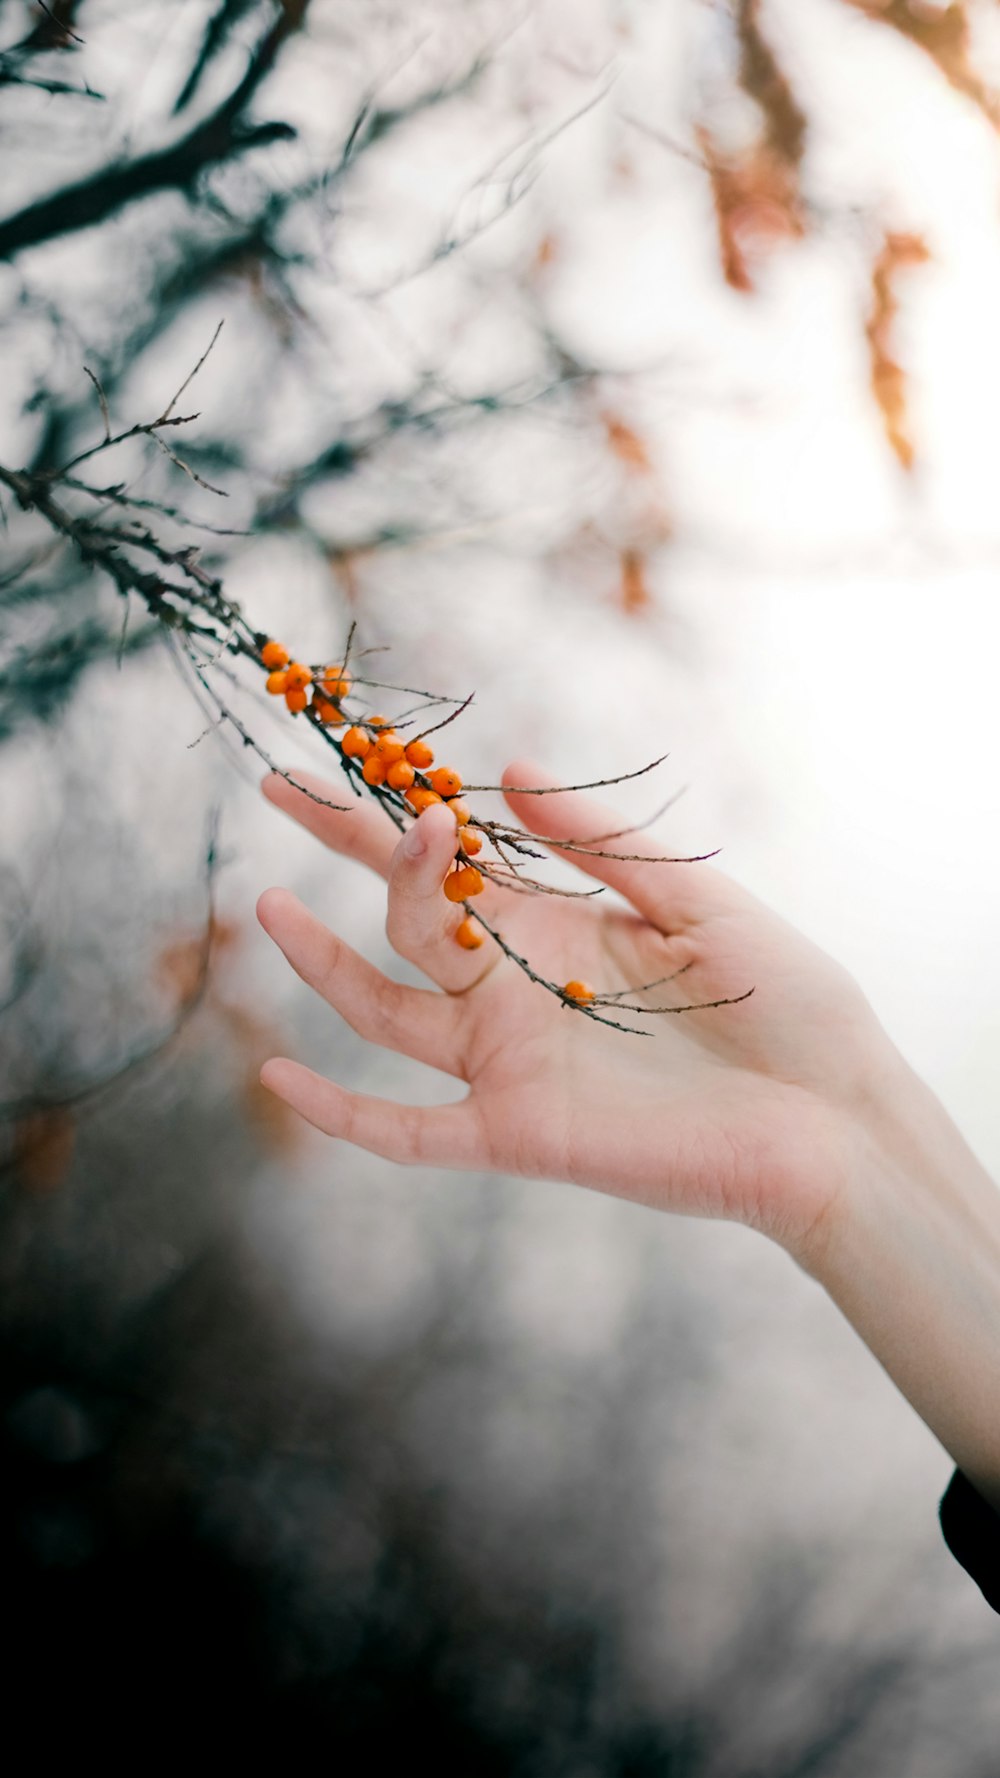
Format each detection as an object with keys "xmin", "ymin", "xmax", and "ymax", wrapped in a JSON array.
[{"xmin": 939, "ymin": 1469, "xmax": 1000, "ymax": 1614}]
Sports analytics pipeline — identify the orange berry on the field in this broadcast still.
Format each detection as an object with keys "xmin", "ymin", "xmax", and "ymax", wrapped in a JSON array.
[
  {"xmin": 455, "ymin": 917, "xmax": 484, "ymax": 950},
  {"xmin": 367, "ymin": 713, "xmax": 390, "ymax": 731},
  {"xmin": 265, "ymin": 669, "xmax": 288, "ymax": 695},
  {"xmin": 314, "ymin": 698, "xmax": 344, "ymax": 726},
  {"xmin": 342, "ymin": 726, "xmax": 371, "ymax": 759},
  {"xmin": 362, "ymin": 755, "xmax": 387, "ymax": 786},
  {"xmin": 405, "ymin": 739, "xmax": 434, "ymax": 769},
  {"xmin": 446, "ymin": 799, "xmax": 470, "ymax": 826},
  {"xmin": 386, "ymin": 759, "xmax": 415, "ymax": 791},
  {"xmin": 429, "ymin": 766, "xmax": 462, "ymax": 798},
  {"xmin": 285, "ymin": 661, "xmax": 313, "ymax": 691},
  {"xmin": 443, "ymin": 866, "xmax": 484, "ymax": 902},
  {"xmin": 285, "ymin": 686, "xmax": 308, "ymax": 714},
  {"xmin": 373, "ymin": 732, "xmax": 405, "ymax": 765},
  {"xmin": 562, "ymin": 980, "xmax": 595, "ymax": 1003},
  {"xmin": 261, "ymin": 641, "xmax": 288, "ymax": 669},
  {"xmin": 460, "ymin": 829, "xmax": 483, "ymax": 856},
  {"xmin": 407, "ymin": 787, "xmax": 442, "ymax": 814},
  {"xmin": 321, "ymin": 665, "xmax": 351, "ymax": 700}
]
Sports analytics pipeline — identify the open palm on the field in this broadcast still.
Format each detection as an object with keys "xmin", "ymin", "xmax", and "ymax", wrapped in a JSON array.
[{"xmin": 258, "ymin": 762, "xmax": 893, "ymax": 1269}]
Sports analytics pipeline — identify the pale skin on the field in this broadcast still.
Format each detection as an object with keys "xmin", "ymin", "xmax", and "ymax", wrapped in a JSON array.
[{"xmin": 258, "ymin": 762, "xmax": 1000, "ymax": 1520}]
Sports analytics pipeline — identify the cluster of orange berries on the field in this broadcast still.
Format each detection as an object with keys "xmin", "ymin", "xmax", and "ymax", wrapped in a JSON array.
[{"xmin": 261, "ymin": 639, "xmax": 487, "ymax": 950}]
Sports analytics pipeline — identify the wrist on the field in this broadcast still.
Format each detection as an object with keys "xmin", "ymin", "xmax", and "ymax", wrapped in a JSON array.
[{"xmin": 794, "ymin": 1054, "xmax": 1000, "ymax": 1510}]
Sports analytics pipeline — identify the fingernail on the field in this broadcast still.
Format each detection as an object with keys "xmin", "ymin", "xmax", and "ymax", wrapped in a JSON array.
[{"xmin": 403, "ymin": 819, "xmax": 427, "ymax": 859}]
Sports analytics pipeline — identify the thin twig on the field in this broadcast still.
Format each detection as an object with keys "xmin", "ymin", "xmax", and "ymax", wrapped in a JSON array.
[
  {"xmin": 412, "ymin": 690, "xmax": 476, "ymax": 742},
  {"xmin": 161, "ymin": 320, "xmax": 224, "ymax": 421},
  {"xmin": 464, "ymin": 754, "xmax": 669, "ymax": 794},
  {"xmin": 37, "ymin": 1, "xmax": 85, "ymax": 46},
  {"xmin": 479, "ymin": 863, "xmax": 604, "ymax": 899},
  {"xmin": 152, "ymin": 430, "xmax": 228, "ymax": 498},
  {"xmin": 487, "ymin": 789, "xmax": 688, "ymax": 848},
  {"xmin": 463, "ymin": 907, "xmax": 654, "ymax": 1037},
  {"xmin": 599, "ymin": 966, "xmax": 694, "ymax": 1001},
  {"xmin": 63, "ymin": 477, "xmax": 250, "ymax": 534},
  {"xmin": 541, "ymin": 839, "xmax": 721, "ymax": 865},
  {"xmin": 177, "ymin": 640, "xmax": 353, "ymax": 813},
  {"xmin": 83, "ymin": 365, "xmax": 111, "ymax": 441},
  {"xmin": 599, "ymin": 987, "xmax": 755, "ymax": 1015}
]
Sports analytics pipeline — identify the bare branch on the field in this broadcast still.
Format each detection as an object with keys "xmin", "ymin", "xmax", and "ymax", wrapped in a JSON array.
[
  {"xmin": 464, "ymin": 754, "xmax": 670, "ymax": 794},
  {"xmin": 161, "ymin": 320, "xmax": 225, "ymax": 422},
  {"xmin": 82, "ymin": 365, "xmax": 111, "ymax": 441}
]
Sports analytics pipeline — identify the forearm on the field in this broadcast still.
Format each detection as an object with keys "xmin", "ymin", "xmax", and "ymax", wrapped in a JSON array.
[{"xmin": 799, "ymin": 1058, "xmax": 1000, "ymax": 1514}]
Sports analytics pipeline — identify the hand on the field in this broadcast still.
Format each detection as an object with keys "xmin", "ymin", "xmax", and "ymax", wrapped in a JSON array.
[{"xmin": 256, "ymin": 761, "xmax": 900, "ymax": 1271}]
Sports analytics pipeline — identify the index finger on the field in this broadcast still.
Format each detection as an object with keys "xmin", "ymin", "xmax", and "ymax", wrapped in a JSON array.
[{"xmin": 500, "ymin": 758, "xmax": 738, "ymax": 929}]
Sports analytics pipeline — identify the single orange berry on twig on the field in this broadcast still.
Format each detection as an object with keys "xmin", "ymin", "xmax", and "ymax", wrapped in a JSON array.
[
  {"xmin": 429, "ymin": 766, "xmax": 462, "ymax": 798},
  {"xmin": 460, "ymin": 829, "xmax": 483, "ymax": 856},
  {"xmin": 373, "ymin": 732, "xmax": 405, "ymax": 765},
  {"xmin": 285, "ymin": 662, "xmax": 313, "ymax": 691},
  {"xmin": 562, "ymin": 980, "xmax": 595, "ymax": 1003},
  {"xmin": 322, "ymin": 665, "xmax": 351, "ymax": 699},
  {"xmin": 455, "ymin": 917, "xmax": 484, "ymax": 950},
  {"xmin": 261, "ymin": 641, "xmax": 288, "ymax": 669},
  {"xmin": 285, "ymin": 687, "xmax": 308, "ymax": 714},
  {"xmin": 342, "ymin": 726, "xmax": 371, "ymax": 759},
  {"xmin": 362, "ymin": 755, "xmax": 387, "ymax": 786},
  {"xmin": 446, "ymin": 798, "xmax": 470, "ymax": 825},
  {"xmin": 386, "ymin": 759, "xmax": 415, "ymax": 791},
  {"xmin": 266, "ymin": 669, "xmax": 289, "ymax": 695},
  {"xmin": 314, "ymin": 697, "xmax": 344, "ymax": 725},
  {"xmin": 367, "ymin": 713, "xmax": 391, "ymax": 730},
  {"xmin": 443, "ymin": 865, "xmax": 484, "ymax": 902},
  {"xmin": 407, "ymin": 787, "xmax": 442, "ymax": 814},
  {"xmin": 405, "ymin": 739, "xmax": 434, "ymax": 769}
]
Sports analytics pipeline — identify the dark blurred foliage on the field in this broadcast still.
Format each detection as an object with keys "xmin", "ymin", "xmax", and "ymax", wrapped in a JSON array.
[
  {"xmin": 3, "ymin": 2, "xmax": 1000, "ymax": 1769},
  {"xmin": 1, "ymin": 1070, "xmax": 973, "ymax": 1774}
]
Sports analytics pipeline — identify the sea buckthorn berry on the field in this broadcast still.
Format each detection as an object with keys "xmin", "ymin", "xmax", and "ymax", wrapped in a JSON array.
[
  {"xmin": 261, "ymin": 641, "xmax": 288, "ymax": 669},
  {"xmin": 455, "ymin": 918, "xmax": 484, "ymax": 950},
  {"xmin": 285, "ymin": 687, "xmax": 308, "ymax": 714},
  {"xmin": 386, "ymin": 760, "xmax": 415, "ymax": 791},
  {"xmin": 562, "ymin": 980, "xmax": 595, "ymax": 1003},
  {"xmin": 321, "ymin": 666, "xmax": 351, "ymax": 699},
  {"xmin": 460, "ymin": 829, "xmax": 483, "ymax": 856},
  {"xmin": 443, "ymin": 866, "xmax": 484, "ymax": 902},
  {"xmin": 314, "ymin": 698, "xmax": 344, "ymax": 725},
  {"xmin": 285, "ymin": 661, "xmax": 313, "ymax": 691},
  {"xmin": 373, "ymin": 732, "xmax": 405, "ymax": 765},
  {"xmin": 429, "ymin": 766, "xmax": 462, "ymax": 798},
  {"xmin": 266, "ymin": 670, "xmax": 289, "ymax": 695},
  {"xmin": 446, "ymin": 799, "xmax": 470, "ymax": 826},
  {"xmin": 407, "ymin": 787, "xmax": 443, "ymax": 814},
  {"xmin": 342, "ymin": 726, "xmax": 371, "ymax": 759},
  {"xmin": 367, "ymin": 714, "xmax": 390, "ymax": 731},
  {"xmin": 405, "ymin": 739, "xmax": 434, "ymax": 769},
  {"xmin": 362, "ymin": 756, "xmax": 387, "ymax": 786}
]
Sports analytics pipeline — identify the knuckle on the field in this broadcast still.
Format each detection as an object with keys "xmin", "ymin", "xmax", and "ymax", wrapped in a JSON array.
[
  {"xmin": 368, "ymin": 966, "xmax": 403, "ymax": 1035},
  {"xmin": 315, "ymin": 931, "xmax": 345, "ymax": 997},
  {"xmin": 397, "ymin": 1103, "xmax": 425, "ymax": 1164}
]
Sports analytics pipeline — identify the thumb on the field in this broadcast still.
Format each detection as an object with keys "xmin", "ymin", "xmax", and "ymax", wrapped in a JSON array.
[{"xmin": 386, "ymin": 802, "xmax": 499, "ymax": 993}]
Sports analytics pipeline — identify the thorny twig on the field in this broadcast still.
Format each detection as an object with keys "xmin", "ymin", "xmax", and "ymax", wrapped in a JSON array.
[{"xmin": 462, "ymin": 755, "xmax": 671, "ymax": 793}]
